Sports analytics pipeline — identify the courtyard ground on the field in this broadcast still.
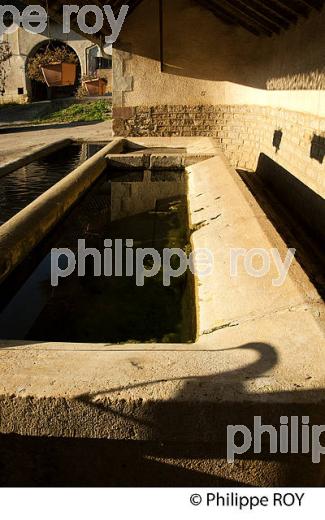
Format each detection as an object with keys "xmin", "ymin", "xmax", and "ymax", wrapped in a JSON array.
[{"xmin": 0, "ymin": 119, "xmax": 113, "ymax": 166}]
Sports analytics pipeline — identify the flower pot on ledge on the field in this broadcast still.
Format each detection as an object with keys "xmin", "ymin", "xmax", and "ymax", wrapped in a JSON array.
[
  {"xmin": 83, "ymin": 78, "xmax": 107, "ymax": 96},
  {"xmin": 41, "ymin": 62, "xmax": 77, "ymax": 87}
]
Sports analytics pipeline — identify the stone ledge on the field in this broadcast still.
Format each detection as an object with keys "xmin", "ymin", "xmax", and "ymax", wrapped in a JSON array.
[
  {"xmin": 0, "ymin": 139, "xmax": 72, "ymax": 179},
  {"xmin": 106, "ymin": 153, "xmax": 150, "ymax": 169}
]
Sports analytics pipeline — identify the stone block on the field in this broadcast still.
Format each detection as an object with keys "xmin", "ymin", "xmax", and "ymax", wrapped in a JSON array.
[
  {"xmin": 150, "ymin": 154, "xmax": 184, "ymax": 170},
  {"xmin": 112, "ymin": 106, "xmax": 135, "ymax": 119},
  {"xmin": 106, "ymin": 154, "xmax": 150, "ymax": 169}
]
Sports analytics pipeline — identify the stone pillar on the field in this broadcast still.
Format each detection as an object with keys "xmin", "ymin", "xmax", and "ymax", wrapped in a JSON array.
[{"xmin": 112, "ymin": 45, "xmax": 134, "ymax": 136}]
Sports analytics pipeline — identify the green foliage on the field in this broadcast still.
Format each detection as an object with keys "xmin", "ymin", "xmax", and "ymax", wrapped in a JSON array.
[{"xmin": 35, "ymin": 99, "xmax": 112, "ymax": 124}]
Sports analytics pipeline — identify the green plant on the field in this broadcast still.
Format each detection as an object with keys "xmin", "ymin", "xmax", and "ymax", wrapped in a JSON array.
[
  {"xmin": 82, "ymin": 73, "xmax": 108, "ymax": 82},
  {"xmin": 0, "ymin": 41, "xmax": 12, "ymax": 96},
  {"xmin": 34, "ymin": 99, "xmax": 112, "ymax": 124},
  {"xmin": 82, "ymin": 73, "xmax": 98, "ymax": 82},
  {"xmin": 27, "ymin": 45, "xmax": 78, "ymax": 83}
]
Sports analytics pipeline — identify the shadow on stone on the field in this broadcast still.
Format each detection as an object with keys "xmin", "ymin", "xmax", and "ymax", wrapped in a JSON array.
[{"xmin": 1, "ymin": 342, "xmax": 325, "ymax": 486}]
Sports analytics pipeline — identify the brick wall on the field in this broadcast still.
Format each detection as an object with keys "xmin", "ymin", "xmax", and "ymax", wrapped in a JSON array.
[{"xmin": 113, "ymin": 105, "xmax": 325, "ymax": 197}]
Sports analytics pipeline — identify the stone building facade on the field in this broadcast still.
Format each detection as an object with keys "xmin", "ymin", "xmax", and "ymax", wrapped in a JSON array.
[{"xmin": 1, "ymin": 22, "xmax": 112, "ymax": 104}]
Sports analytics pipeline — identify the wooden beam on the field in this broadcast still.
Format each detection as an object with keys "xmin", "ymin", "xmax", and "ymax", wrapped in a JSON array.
[
  {"xmin": 249, "ymin": 0, "xmax": 298, "ymax": 24},
  {"xmin": 159, "ymin": 0, "xmax": 164, "ymax": 72},
  {"xmin": 195, "ymin": 0, "xmax": 237, "ymax": 26},
  {"xmin": 243, "ymin": 0, "xmax": 291, "ymax": 27},
  {"xmin": 21, "ymin": 0, "xmax": 324, "ymax": 42},
  {"xmin": 216, "ymin": 0, "xmax": 276, "ymax": 35},
  {"xmin": 196, "ymin": 0, "xmax": 262, "ymax": 35},
  {"xmin": 231, "ymin": 0, "xmax": 290, "ymax": 29},
  {"xmin": 210, "ymin": 0, "xmax": 272, "ymax": 34},
  {"xmin": 298, "ymin": 0, "xmax": 325, "ymax": 10},
  {"xmin": 274, "ymin": 0, "xmax": 310, "ymax": 18}
]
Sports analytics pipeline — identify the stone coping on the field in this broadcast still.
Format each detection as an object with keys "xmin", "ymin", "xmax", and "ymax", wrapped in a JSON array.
[
  {"xmin": 0, "ymin": 139, "xmax": 72, "ymax": 179},
  {"xmin": 0, "ymin": 139, "xmax": 125, "ymax": 285}
]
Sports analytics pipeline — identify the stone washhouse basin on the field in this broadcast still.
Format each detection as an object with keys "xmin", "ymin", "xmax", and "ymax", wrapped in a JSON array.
[{"xmin": 0, "ymin": 137, "xmax": 324, "ymax": 487}]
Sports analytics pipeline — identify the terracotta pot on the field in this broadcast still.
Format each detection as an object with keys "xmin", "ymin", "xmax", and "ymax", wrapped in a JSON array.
[
  {"xmin": 83, "ymin": 78, "xmax": 107, "ymax": 96},
  {"xmin": 41, "ymin": 62, "xmax": 77, "ymax": 87}
]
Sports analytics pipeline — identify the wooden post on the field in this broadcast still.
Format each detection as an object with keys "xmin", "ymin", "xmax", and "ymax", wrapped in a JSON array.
[{"xmin": 159, "ymin": 0, "xmax": 164, "ymax": 73}]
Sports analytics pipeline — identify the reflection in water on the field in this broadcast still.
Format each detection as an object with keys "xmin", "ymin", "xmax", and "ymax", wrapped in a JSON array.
[
  {"xmin": 110, "ymin": 170, "xmax": 186, "ymax": 221},
  {"xmin": 0, "ymin": 169, "xmax": 194, "ymax": 344},
  {"xmin": 0, "ymin": 143, "xmax": 104, "ymax": 225}
]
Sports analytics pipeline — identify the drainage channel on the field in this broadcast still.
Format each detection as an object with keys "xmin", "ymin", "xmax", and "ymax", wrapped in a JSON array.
[
  {"xmin": 0, "ymin": 142, "xmax": 105, "ymax": 226},
  {"xmin": 0, "ymin": 167, "xmax": 196, "ymax": 344}
]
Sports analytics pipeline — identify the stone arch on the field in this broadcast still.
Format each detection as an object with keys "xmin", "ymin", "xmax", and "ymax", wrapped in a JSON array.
[{"xmin": 25, "ymin": 39, "xmax": 82, "ymax": 102}]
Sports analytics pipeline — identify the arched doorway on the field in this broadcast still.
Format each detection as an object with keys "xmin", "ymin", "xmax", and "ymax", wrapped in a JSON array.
[{"xmin": 26, "ymin": 40, "xmax": 81, "ymax": 102}]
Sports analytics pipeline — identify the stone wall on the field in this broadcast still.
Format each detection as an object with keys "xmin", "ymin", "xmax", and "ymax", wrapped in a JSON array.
[
  {"xmin": 113, "ymin": 104, "xmax": 325, "ymax": 198},
  {"xmin": 114, "ymin": 0, "xmax": 325, "ymax": 110},
  {"xmin": 112, "ymin": 0, "xmax": 325, "ymax": 202}
]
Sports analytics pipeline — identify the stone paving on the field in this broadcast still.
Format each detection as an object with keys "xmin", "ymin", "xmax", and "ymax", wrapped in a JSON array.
[{"xmin": 0, "ymin": 120, "xmax": 113, "ymax": 165}]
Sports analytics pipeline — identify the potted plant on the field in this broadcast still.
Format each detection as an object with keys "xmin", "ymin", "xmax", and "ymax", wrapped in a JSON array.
[
  {"xmin": 82, "ymin": 73, "xmax": 108, "ymax": 96},
  {"xmin": 27, "ymin": 45, "xmax": 78, "ymax": 87}
]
